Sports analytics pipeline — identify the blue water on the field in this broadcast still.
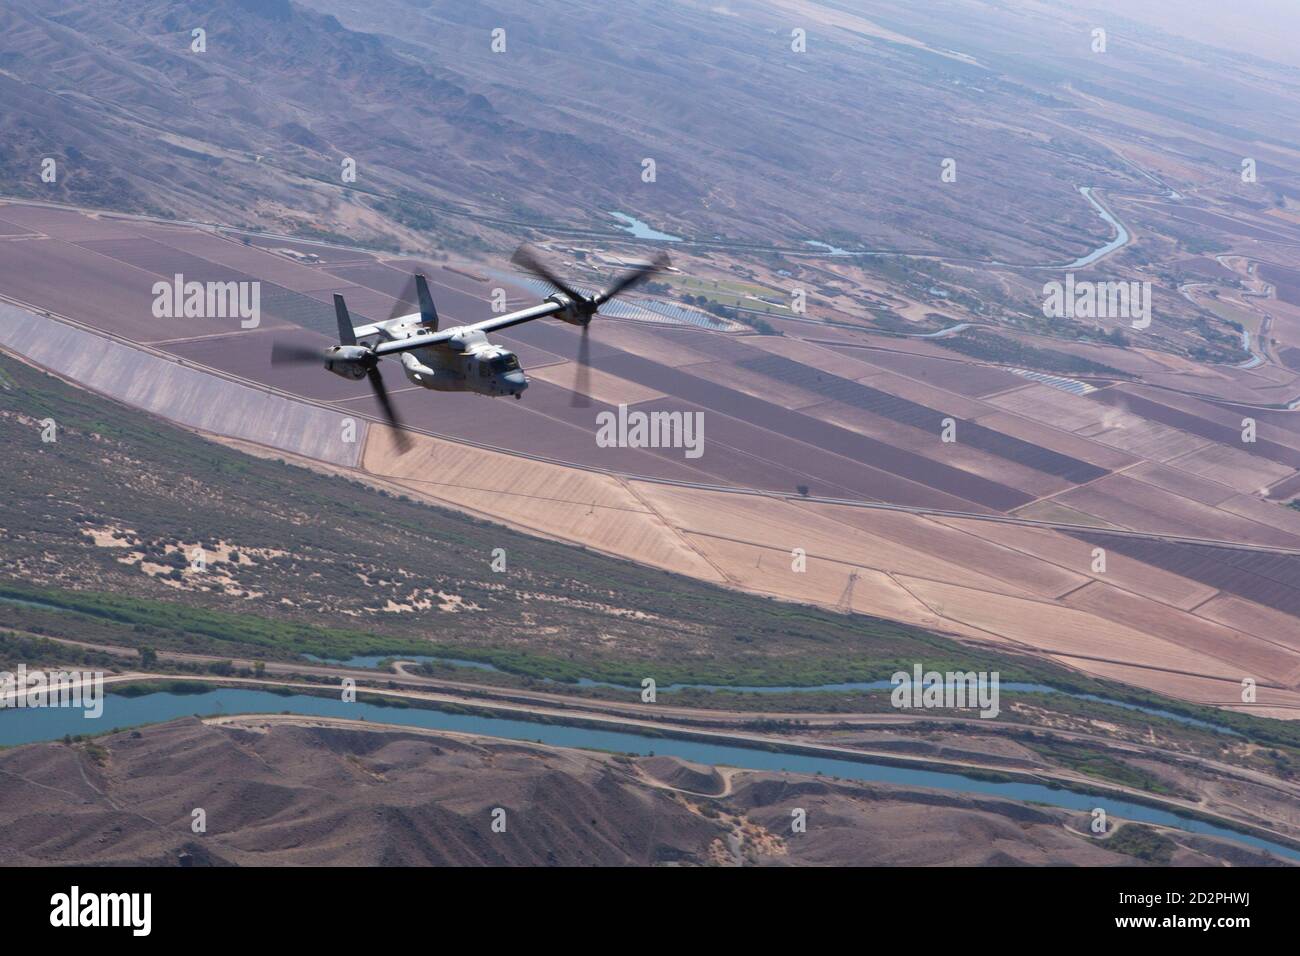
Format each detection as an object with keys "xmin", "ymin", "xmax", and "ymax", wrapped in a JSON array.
[
  {"xmin": 1072, "ymin": 694, "xmax": 1238, "ymax": 735},
  {"xmin": 307, "ymin": 652, "xmax": 1053, "ymax": 696},
  {"xmin": 1063, "ymin": 187, "xmax": 1130, "ymax": 268},
  {"xmin": 0, "ymin": 597, "xmax": 1240, "ymax": 737},
  {"xmin": 1234, "ymin": 329, "xmax": 1265, "ymax": 368},
  {"xmin": 4, "ymin": 687, "xmax": 1293, "ymax": 861},
  {"xmin": 0, "ymin": 595, "xmax": 73, "ymax": 612},
  {"xmin": 302, "ymin": 653, "xmax": 497, "ymax": 672},
  {"xmin": 912, "ymin": 323, "xmax": 970, "ymax": 339},
  {"xmin": 803, "ymin": 239, "xmax": 855, "ymax": 256},
  {"xmin": 303, "ymin": 653, "xmax": 1241, "ymax": 736},
  {"xmin": 609, "ymin": 212, "xmax": 683, "ymax": 242}
]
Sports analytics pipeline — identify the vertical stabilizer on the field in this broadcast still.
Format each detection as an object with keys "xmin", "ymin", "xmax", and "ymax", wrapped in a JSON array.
[
  {"xmin": 333, "ymin": 294, "xmax": 357, "ymax": 345},
  {"xmin": 415, "ymin": 274, "xmax": 439, "ymax": 331}
]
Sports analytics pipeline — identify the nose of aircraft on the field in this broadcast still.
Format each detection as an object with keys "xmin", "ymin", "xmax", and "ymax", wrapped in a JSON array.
[{"xmin": 505, "ymin": 370, "xmax": 528, "ymax": 394}]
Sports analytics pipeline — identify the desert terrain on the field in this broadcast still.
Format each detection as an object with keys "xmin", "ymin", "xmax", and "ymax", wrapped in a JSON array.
[
  {"xmin": 3, "ymin": 0, "xmax": 1300, "ymax": 869},
  {"xmin": 3, "ymin": 199, "xmax": 1299, "ymax": 716},
  {"xmin": 1, "ymin": 717, "xmax": 1282, "ymax": 867}
]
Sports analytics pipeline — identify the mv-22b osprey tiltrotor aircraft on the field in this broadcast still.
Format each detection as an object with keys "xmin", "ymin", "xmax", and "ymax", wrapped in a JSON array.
[{"xmin": 271, "ymin": 245, "xmax": 669, "ymax": 450}]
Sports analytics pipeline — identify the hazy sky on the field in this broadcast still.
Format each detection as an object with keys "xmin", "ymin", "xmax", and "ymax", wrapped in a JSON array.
[{"xmin": 1059, "ymin": 0, "xmax": 1300, "ymax": 67}]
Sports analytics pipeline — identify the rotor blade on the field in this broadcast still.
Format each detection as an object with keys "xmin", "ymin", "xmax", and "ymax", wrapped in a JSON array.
[
  {"xmin": 366, "ymin": 365, "xmax": 411, "ymax": 452},
  {"xmin": 270, "ymin": 341, "xmax": 325, "ymax": 366},
  {"xmin": 510, "ymin": 245, "xmax": 585, "ymax": 303},
  {"xmin": 594, "ymin": 252, "xmax": 670, "ymax": 304},
  {"xmin": 571, "ymin": 323, "xmax": 591, "ymax": 408},
  {"xmin": 386, "ymin": 273, "xmax": 422, "ymax": 323}
]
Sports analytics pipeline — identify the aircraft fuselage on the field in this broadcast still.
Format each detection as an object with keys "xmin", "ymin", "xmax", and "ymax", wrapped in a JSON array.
[{"xmin": 354, "ymin": 314, "xmax": 528, "ymax": 399}]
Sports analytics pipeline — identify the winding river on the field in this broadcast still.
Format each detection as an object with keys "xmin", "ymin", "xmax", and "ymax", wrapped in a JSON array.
[
  {"xmin": 305, "ymin": 653, "xmax": 1240, "ymax": 736},
  {"xmin": 612, "ymin": 186, "xmax": 1133, "ymax": 269},
  {"xmin": 1063, "ymin": 187, "xmax": 1131, "ymax": 268},
  {"xmin": 7, "ymin": 687, "xmax": 1292, "ymax": 861}
]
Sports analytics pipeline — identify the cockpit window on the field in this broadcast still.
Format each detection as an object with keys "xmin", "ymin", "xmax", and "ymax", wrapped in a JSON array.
[{"xmin": 491, "ymin": 354, "xmax": 520, "ymax": 372}]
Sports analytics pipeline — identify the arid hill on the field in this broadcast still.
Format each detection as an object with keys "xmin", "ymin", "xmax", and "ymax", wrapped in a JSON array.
[
  {"xmin": 0, "ymin": 717, "xmax": 1279, "ymax": 866},
  {"xmin": 0, "ymin": 0, "xmax": 1238, "ymax": 259}
]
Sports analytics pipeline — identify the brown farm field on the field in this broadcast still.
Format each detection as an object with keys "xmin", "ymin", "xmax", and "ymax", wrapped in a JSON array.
[{"xmin": 3, "ymin": 200, "xmax": 1300, "ymax": 717}]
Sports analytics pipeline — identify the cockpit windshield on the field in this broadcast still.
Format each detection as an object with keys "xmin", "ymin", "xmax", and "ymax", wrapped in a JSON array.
[{"xmin": 491, "ymin": 354, "xmax": 520, "ymax": 372}]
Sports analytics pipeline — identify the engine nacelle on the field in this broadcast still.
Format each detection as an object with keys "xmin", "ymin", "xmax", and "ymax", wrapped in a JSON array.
[
  {"xmin": 323, "ymin": 344, "xmax": 371, "ymax": 380},
  {"xmin": 547, "ymin": 293, "xmax": 592, "ymax": 327}
]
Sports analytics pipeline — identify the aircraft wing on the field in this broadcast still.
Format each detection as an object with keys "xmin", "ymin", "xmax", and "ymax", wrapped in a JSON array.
[
  {"xmin": 460, "ymin": 300, "xmax": 571, "ymax": 337},
  {"xmin": 371, "ymin": 299, "xmax": 569, "ymax": 357},
  {"xmin": 370, "ymin": 249, "xmax": 667, "ymax": 359}
]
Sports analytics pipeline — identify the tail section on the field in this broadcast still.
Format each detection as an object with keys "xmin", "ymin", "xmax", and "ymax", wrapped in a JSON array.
[
  {"xmin": 333, "ymin": 294, "xmax": 357, "ymax": 345},
  {"xmin": 415, "ymin": 274, "xmax": 439, "ymax": 331}
]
